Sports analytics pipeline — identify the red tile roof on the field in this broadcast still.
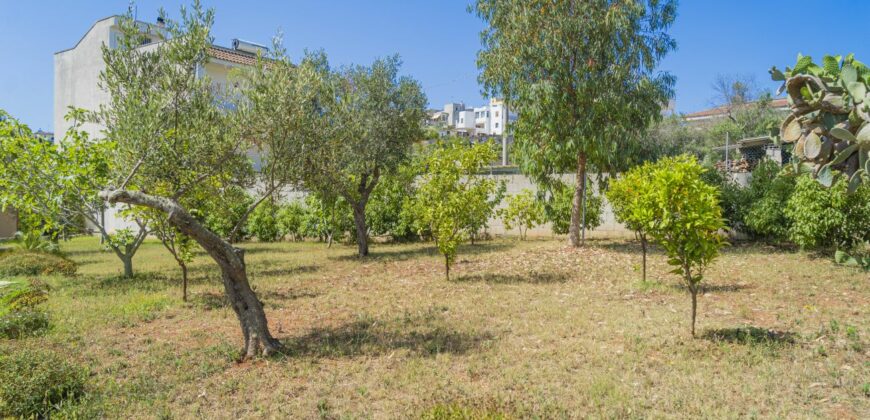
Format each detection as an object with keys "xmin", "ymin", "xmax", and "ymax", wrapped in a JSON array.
[
  {"xmin": 208, "ymin": 46, "xmax": 258, "ymax": 66},
  {"xmin": 684, "ymin": 98, "xmax": 789, "ymax": 120}
]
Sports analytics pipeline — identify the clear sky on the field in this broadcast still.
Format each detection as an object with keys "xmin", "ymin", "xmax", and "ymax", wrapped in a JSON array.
[{"xmin": 2, "ymin": 0, "xmax": 869, "ymax": 133}]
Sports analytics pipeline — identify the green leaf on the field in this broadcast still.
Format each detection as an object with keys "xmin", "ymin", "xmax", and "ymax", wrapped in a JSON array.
[
  {"xmin": 841, "ymin": 64, "xmax": 858, "ymax": 84},
  {"xmin": 817, "ymin": 164, "xmax": 833, "ymax": 187},
  {"xmin": 847, "ymin": 170, "xmax": 862, "ymax": 193},
  {"xmin": 830, "ymin": 127, "xmax": 857, "ymax": 142},
  {"xmin": 823, "ymin": 55, "xmax": 840, "ymax": 76},
  {"xmin": 846, "ymin": 81, "xmax": 866, "ymax": 102}
]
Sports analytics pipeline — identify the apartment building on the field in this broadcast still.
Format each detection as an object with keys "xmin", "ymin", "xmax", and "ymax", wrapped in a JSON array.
[{"xmin": 54, "ymin": 15, "xmax": 264, "ymax": 232}]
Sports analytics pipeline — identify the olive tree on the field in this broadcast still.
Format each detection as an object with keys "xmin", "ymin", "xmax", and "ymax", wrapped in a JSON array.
[
  {"xmin": 646, "ymin": 155, "xmax": 726, "ymax": 337},
  {"xmin": 246, "ymin": 51, "xmax": 426, "ymax": 257},
  {"xmin": 94, "ymin": 4, "xmax": 315, "ymax": 357},
  {"xmin": 474, "ymin": 0, "xmax": 676, "ymax": 247},
  {"xmin": 407, "ymin": 140, "xmax": 502, "ymax": 280}
]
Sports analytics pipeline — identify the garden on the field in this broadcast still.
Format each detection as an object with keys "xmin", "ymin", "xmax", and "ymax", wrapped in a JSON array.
[{"xmin": 1, "ymin": 0, "xmax": 869, "ymax": 418}]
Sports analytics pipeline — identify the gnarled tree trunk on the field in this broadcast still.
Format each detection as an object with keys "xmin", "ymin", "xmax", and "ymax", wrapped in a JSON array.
[
  {"xmin": 101, "ymin": 189, "xmax": 281, "ymax": 358},
  {"xmin": 351, "ymin": 200, "xmax": 369, "ymax": 257},
  {"xmin": 569, "ymin": 151, "xmax": 588, "ymax": 247}
]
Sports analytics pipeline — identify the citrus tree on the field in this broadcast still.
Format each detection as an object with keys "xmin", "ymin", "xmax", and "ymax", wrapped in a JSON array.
[
  {"xmin": 647, "ymin": 155, "xmax": 727, "ymax": 337},
  {"xmin": 498, "ymin": 189, "xmax": 543, "ymax": 240},
  {"xmin": 407, "ymin": 140, "xmax": 501, "ymax": 280},
  {"xmin": 606, "ymin": 163, "xmax": 657, "ymax": 282}
]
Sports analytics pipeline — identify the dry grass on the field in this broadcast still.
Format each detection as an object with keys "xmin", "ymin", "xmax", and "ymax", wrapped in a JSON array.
[{"xmin": 3, "ymin": 236, "xmax": 868, "ymax": 418}]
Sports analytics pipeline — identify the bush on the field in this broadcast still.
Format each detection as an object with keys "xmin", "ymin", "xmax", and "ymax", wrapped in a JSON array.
[
  {"xmin": 701, "ymin": 166, "xmax": 752, "ymax": 233},
  {"xmin": 0, "ymin": 310, "xmax": 50, "ymax": 339},
  {"xmin": 498, "ymin": 189, "xmax": 544, "ymax": 240},
  {"xmin": 247, "ymin": 201, "xmax": 282, "ymax": 242},
  {"xmin": 277, "ymin": 201, "xmax": 306, "ymax": 241},
  {"xmin": 0, "ymin": 348, "xmax": 88, "ymax": 418},
  {"xmin": 785, "ymin": 175, "xmax": 870, "ymax": 251},
  {"xmin": 547, "ymin": 181, "xmax": 602, "ymax": 235},
  {"xmin": 0, "ymin": 251, "xmax": 77, "ymax": 277},
  {"xmin": 744, "ymin": 170, "xmax": 796, "ymax": 240},
  {"xmin": 367, "ymin": 166, "xmax": 419, "ymax": 241},
  {"xmin": 202, "ymin": 186, "xmax": 254, "ymax": 242}
]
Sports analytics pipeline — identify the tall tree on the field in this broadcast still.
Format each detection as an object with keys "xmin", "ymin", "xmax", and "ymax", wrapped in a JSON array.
[
  {"xmin": 95, "ymin": 3, "xmax": 313, "ymax": 357},
  {"xmin": 474, "ymin": 0, "xmax": 677, "ymax": 246},
  {"xmin": 243, "ymin": 51, "xmax": 426, "ymax": 257}
]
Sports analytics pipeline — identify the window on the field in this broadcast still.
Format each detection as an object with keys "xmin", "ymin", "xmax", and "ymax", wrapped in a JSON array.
[
  {"xmin": 495, "ymin": 123, "xmax": 499, "ymax": 128},
  {"xmin": 495, "ymin": 111, "xmax": 499, "ymax": 117}
]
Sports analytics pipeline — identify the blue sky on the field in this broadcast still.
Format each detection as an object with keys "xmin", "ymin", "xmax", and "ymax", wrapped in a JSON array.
[{"xmin": 2, "ymin": 0, "xmax": 869, "ymax": 133}]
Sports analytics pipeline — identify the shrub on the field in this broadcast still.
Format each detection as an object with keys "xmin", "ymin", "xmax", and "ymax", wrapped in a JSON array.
[
  {"xmin": 277, "ymin": 201, "xmax": 306, "ymax": 241},
  {"xmin": 0, "ymin": 251, "xmax": 77, "ymax": 277},
  {"xmin": 647, "ymin": 155, "xmax": 726, "ymax": 337},
  {"xmin": 547, "ymin": 180, "xmax": 602, "ymax": 236},
  {"xmin": 498, "ymin": 189, "xmax": 544, "ymax": 240},
  {"xmin": 701, "ymin": 166, "xmax": 751, "ymax": 233},
  {"xmin": 301, "ymin": 194, "xmax": 354, "ymax": 245},
  {"xmin": 202, "ymin": 186, "xmax": 254, "ymax": 242},
  {"xmin": 247, "ymin": 201, "xmax": 282, "ymax": 242},
  {"xmin": 744, "ymin": 170, "xmax": 796, "ymax": 240},
  {"xmin": 606, "ymin": 162, "xmax": 657, "ymax": 281},
  {"xmin": 0, "ymin": 348, "xmax": 88, "ymax": 418},
  {"xmin": 0, "ymin": 310, "xmax": 50, "ymax": 339},
  {"xmin": 14, "ymin": 231, "xmax": 60, "ymax": 253},
  {"xmin": 367, "ymin": 165, "xmax": 420, "ymax": 241},
  {"xmin": 785, "ymin": 175, "xmax": 870, "ymax": 251}
]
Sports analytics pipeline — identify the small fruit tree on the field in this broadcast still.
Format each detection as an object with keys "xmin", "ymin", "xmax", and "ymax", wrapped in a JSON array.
[
  {"xmin": 407, "ymin": 139, "xmax": 502, "ymax": 280},
  {"xmin": 498, "ymin": 189, "xmax": 544, "ymax": 240},
  {"xmin": 770, "ymin": 54, "xmax": 870, "ymax": 190},
  {"xmin": 647, "ymin": 156, "xmax": 726, "ymax": 337},
  {"xmin": 606, "ymin": 162, "xmax": 657, "ymax": 282}
]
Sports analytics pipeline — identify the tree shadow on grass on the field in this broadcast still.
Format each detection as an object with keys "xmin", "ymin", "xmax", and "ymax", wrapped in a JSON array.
[
  {"xmin": 328, "ymin": 241, "xmax": 515, "ymax": 263},
  {"xmin": 702, "ymin": 326, "xmax": 799, "ymax": 346},
  {"xmin": 671, "ymin": 283, "xmax": 754, "ymax": 293},
  {"xmin": 252, "ymin": 264, "xmax": 319, "ymax": 278},
  {"xmin": 277, "ymin": 313, "xmax": 494, "ymax": 358},
  {"xmin": 190, "ymin": 288, "xmax": 320, "ymax": 311},
  {"xmin": 452, "ymin": 271, "xmax": 569, "ymax": 284},
  {"xmin": 81, "ymin": 272, "xmax": 177, "ymax": 295}
]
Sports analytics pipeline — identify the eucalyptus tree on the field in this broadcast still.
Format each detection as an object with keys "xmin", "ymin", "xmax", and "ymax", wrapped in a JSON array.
[
  {"xmin": 95, "ymin": 3, "xmax": 317, "ymax": 357},
  {"xmin": 473, "ymin": 0, "xmax": 677, "ymax": 246},
  {"xmin": 0, "ymin": 110, "xmax": 147, "ymax": 278}
]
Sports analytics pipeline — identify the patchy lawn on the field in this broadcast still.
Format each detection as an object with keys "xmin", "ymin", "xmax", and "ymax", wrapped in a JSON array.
[{"xmin": 3, "ymin": 236, "xmax": 868, "ymax": 418}]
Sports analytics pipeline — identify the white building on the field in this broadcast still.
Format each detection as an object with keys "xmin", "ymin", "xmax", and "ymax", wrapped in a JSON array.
[
  {"xmin": 54, "ymin": 15, "xmax": 263, "ymax": 232},
  {"xmin": 428, "ymin": 98, "xmax": 517, "ymax": 165}
]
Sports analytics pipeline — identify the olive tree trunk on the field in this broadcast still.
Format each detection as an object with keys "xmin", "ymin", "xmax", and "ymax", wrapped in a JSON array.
[
  {"xmin": 101, "ymin": 189, "xmax": 282, "ymax": 358},
  {"xmin": 569, "ymin": 151, "xmax": 588, "ymax": 247},
  {"xmin": 351, "ymin": 200, "xmax": 369, "ymax": 257}
]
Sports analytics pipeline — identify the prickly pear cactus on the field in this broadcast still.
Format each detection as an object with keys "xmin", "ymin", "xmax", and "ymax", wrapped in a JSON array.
[{"xmin": 770, "ymin": 54, "xmax": 870, "ymax": 192}]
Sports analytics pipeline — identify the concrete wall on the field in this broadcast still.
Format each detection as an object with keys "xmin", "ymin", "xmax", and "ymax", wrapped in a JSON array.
[
  {"xmin": 483, "ymin": 172, "xmax": 632, "ymax": 239},
  {"xmin": 0, "ymin": 209, "xmax": 17, "ymax": 239}
]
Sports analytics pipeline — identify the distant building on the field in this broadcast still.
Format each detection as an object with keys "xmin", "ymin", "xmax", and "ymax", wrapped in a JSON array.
[
  {"xmin": 54, "ymin": 15, "xmax": 265, "ymax": 232},
  {"xmin": 683, "ymin": 98, "xmax": 789, "ymax": 123},
  {"xmin": 428, "ymin": 99, "xmax": 518, "ymax": 165}
]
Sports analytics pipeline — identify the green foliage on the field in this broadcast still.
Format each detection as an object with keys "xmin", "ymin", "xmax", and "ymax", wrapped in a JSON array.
[
  {"xmin": 0, "ymin": 279, "xmax": 49, "ymax": 316},
  {"xmin": 0, "ymin": 348, "xmax": 88, "ymax": 418},
  {"xmin": 546, "ymin": 181, "xmax": 602, "ymax": 236},
  {"xmin": 770, "ymin": 54, "xmax": 870, "ymax": 189},
  {"xmin": 0, "ymin": 311, "xmax": 50, "ymax": 339},
  {"xmin": 202, "ymin": 187, "xmax": 254, "ymax": 242},
  {"xmin": 247, "ymin": 201, "xmax": 282, "ymax": 242},
  {"xmin": 784, "ymin": 175, "xmax": 870, "ymax": 251},
  {"xmin": 606, "ymin": 164, "xmax": 656, "ymax": 235},
  {"xmin": 498, "ymin": 189, "xmax": 544, "ymax": 240},
  {"xmin": 277, "ymin": 201, "xmax": 307, "ymax": 242},
  {"xmin": 645, "ymin": 155, "xmax": 726, "ymax": 336},
  {"xmin": 301, "ymin": 194, "xmax": 354, "ymax": 244},
  {"xmin": 0, "ymin": 251, "xmax": 77, "ymax": 277},
  {"xmin": 408, "ymin": 140, "xmax": 501, "ymax": 279},
  {"xmin": 475, "ymin": 0, "xmax": 676, "ymax": 243},
  {"xmin": 366, "ymin": 164, "xmax": 420, "ymax": 241},
  {"xmin": 14, "ymin": 231, "xmax": 60, "ymax": 254},
  {"xmin": 744, "ymin": 165, "xmax": 797, "ymax": 240}
]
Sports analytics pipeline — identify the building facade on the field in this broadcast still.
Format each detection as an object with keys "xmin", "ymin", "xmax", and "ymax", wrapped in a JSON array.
[{"xmin": 54, "ymin": 15, "xmax": 263, "ymax": 233}]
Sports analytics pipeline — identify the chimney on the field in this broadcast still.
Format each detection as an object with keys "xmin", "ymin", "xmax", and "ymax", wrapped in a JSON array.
[{"xmin": 156, "ymin": 16, "xmax": 165, "ymax": 28}]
